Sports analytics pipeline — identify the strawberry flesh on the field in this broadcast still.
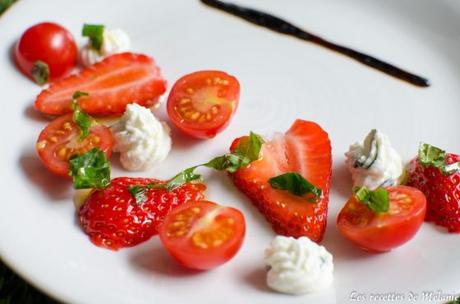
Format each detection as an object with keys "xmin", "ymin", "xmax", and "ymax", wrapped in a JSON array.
[
  {"xmin": 230, "ymin": 119, "xmax": 332, "ymax": 242},
  {"xmin": 79, "ymin": 177, "xmax": 206, "ymax": 250},
  {"xmin": 35, "ymin": 52, "xmax": 167, "ymax": 115},
  {"xmin": 407, "ymin": 153, "xmax": 460, "ymax": 232}
]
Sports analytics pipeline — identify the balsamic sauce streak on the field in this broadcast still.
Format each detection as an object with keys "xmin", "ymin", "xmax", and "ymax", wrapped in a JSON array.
[{"xmin": 201, "ymin": 0, "xmax": 430, "ymax": 87}]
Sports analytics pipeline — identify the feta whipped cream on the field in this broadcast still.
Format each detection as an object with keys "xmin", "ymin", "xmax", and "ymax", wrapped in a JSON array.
[
  {"xmin": 80, "ymin": 28, "xmax": 131, "ymax": 67},
  {"xmin": 264, "ymin": 236, "xmax": 334, "ymax": 295},
  {"xmin": 345, "ymin": 129, "xmax": 403, "ymax": 189},
  {"xmin": 112, "ymin": 104, "xmax": 171, "ymax": 171}
]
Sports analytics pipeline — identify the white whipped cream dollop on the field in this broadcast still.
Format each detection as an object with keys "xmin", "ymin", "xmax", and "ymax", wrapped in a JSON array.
[
  {"xmin": 112, "ymin": 104, "xmax": 171, "ymax": 171},
  {"xmin": 345, "ymin": 129, "xmax": 403, "ymax": 190},
  {"xmin": 264, "ymin": 236, "xmax": 334, "ymax": 295},
  {"xmin": 80, "ymin": 28, "xmax": 131, "ymax": 67}
]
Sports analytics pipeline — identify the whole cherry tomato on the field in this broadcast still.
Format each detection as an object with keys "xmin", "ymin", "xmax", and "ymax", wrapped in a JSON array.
[{"xmin": 15, "ymin": 22, "xmax": 77, "ymax": 84}]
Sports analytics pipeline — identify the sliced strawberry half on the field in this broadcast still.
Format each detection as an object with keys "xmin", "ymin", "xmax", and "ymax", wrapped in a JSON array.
[
  {"xmin": 230, "ymin": 119, "xmax": 332, "ymax": 242},
  {"xmin": 35, "ymin": 52, "xmax": 167, "ymax": 116}
]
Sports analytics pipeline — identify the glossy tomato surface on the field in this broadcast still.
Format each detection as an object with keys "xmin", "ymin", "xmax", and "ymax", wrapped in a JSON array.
[
  {"xmin": 14, "ymin": 22, "xmax": 77, "ymax": 82},
  {"xmin": 159, "ymin": 200, "xmax": 245, "ymax": 270},
  {"xmin": 167, "ymin": 70, "xmax": 239, "ymax": 139},
  {"xmin": 36, "ymin": 114, "xmax": 113, "ymax": 177},
  {"xmin": 337, "ymin": 186, "xmax": 426, "ymax": 252}
]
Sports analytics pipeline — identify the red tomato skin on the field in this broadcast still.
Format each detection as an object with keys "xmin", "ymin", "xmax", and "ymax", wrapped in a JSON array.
[
  {"xmin": 14, "ymin": 22, "xmax": 77, "ymax": 80},
  {"xmin": 167, "ymin": 70, "xmax": 240, "ymax": 139},
  {"xmin": 159, "ymin": 201, "xmax": 246, "ymax": 270},
  {"xmin": 337, "ymin": 186, "xmax": 426, "ymax": 252},
  {"xmin": 36, "ymin": 114, "xmax": 113, "ymax": 177},
  {"xmin": 167, "ymin": 233, "xmax": 245, "ymax": 270}
]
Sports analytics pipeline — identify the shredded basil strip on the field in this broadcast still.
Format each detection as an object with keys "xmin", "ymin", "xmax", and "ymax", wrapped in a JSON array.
[
  {"xmin": 82, "ymin": 24, "xmax": 105, "ymax": 51},
  {"xmin": 128, "ymin": 131, "xmax": 264, "ymax": 204},
  {"xmin": 127, "ymin": 182, "xmax": 163, "ymax": 205},
  {"xmin": 127, "ymin": 168, "xmax": 203, "ymax": 205},
  {"xmin": 204, "ymin": 131, "xmax": 264, "ymax": 173},
  {"xmin": 353, "ymin": 186, "xmax": 389, "ymax": 214},
  {"xmin": 166, "ymin": 166, "xmax": 202, "ymax": 191},
  {"xmin": 69, "ymin": 148, "xmax": 111, "ymax": 189},
  {"xmin": 71, "ymin": 91, "xmax": 91, "ymax": 140}
]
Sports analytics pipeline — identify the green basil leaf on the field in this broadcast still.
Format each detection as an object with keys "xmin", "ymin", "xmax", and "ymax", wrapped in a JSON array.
[
  {"xmin": 69, "ymin": 148, "xmax": 111, "ymax": 189},
  {"xmin": 233, "ymin": 131, "xmax": 264, "ymax": 162},
  {"xmin": 127, "ymin": 131, "xmax": 264, "ymax": 203},
  {"xmin": 72, "ymin": 91, "xmax": 91, "ymax": 140},
  {"xmin": 72, "ymin": 91, "xmax": 89, "ymax": 100},
  {"xmin": 166, "ymin": 166, "xmax": 201, "ymax": 191},
  {"xmin": 128, "ymin": 167, "xmax": 201, "ymax": 204},
  {"xmin": 368, "ymin": 188, "xmax": 390, "ymax": 213},
  {"xmin": 204, "ymin": 153, "xmax": 250, "ymax": 173},
  {"xmin": 353, "ymin": 186, "xmax": 389, "ymax": 214},
  {"xmin": 127, "ymin": 182, "xmax": 166, "ymax": 205},
  {"xmin": 82, "ymin": 24, "xmax": 105, "ymax": 51},
  {"xmin": 127, "ymin": 167, "xmax": 202, "ymax": 204},
  {"xmin": 128, "ymin": 185, "xmax": 148, "ymax": 205},
  {"xmin": 204, "ymin": 155, "xmax": 228, "ymax": 171},
  {"xmin": 353, "ymin": 186, "xmax": 370, "ymax": 202},
  {"xmin": 268, "ymin": 172, "xmax": 322, "ymax": 200},
  {"xmin": 225, "ymin": 153, "xmax": 251, "ymax": 173},
  {"xmin": 203, "ymin": 131, "xmax": 263, "ymax": 173}
]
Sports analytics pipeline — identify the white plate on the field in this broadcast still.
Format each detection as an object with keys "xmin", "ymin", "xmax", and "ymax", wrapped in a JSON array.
[{"xmin": 1, "ymin": 0, "xmax": 459, "ymax": 303}]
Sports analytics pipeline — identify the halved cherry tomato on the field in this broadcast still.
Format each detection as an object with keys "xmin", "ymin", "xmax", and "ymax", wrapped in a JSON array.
[
  {"xmin": 36, "ymin": 114, "xmax": 113, "ymax": 177},
  {"xmin": 159, "ymin": 200, "xmax": 245, "ymax": 270},
  {"xmin": 337, "ymin": 186, "xmax": 426, "ymax": 252},
  {"xmin": 167, "ymin": 70, "xmax": 240, "ymax": 139},
  {"xmin": 15, "ymin": 22, "xmax": 77, "ymax": 84}
]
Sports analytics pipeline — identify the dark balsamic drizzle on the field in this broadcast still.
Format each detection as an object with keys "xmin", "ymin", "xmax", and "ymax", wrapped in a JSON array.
[{"xmin": 201, "ymin": 0, "xmax": 430, "ymax": 88}]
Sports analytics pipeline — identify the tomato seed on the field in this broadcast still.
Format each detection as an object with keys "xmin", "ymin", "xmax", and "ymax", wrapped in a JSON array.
[
  {"xmin": 175, "ymin": 214, "xmax": 186, "ymax": 220},
  {"xmin": 213, "ymin": 239, "xmax": 223, "ymax": 247},
  {"xmin": 57, "ymin": 147, "xmax": 67, "ymax": 160},
  {"xmin": 191, "ymin": 112, "xmax": 200, "ymax": 120},
  {"xmin": 62, "ymin": 122, "xmax": 72, "ymax": 130},
  {"xmin": 91, "ymin": 136, "xmax": 100, "ymax": 144},
  {"xmin": 180, "ymin": 98, "xmax": 191, "ymax": 105},
  {"xmin": 36, "ymin": 140, "xmax": 47, "ymax": 150},
  {"xmin": 173, "ymin": 221, "xmax": 185, "ymax": 227}
]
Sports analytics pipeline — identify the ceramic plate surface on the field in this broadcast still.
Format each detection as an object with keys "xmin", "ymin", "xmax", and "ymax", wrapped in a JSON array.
[{"xmin": 1, "ymin": 0, "xmax": 459, "ymax": 303}]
